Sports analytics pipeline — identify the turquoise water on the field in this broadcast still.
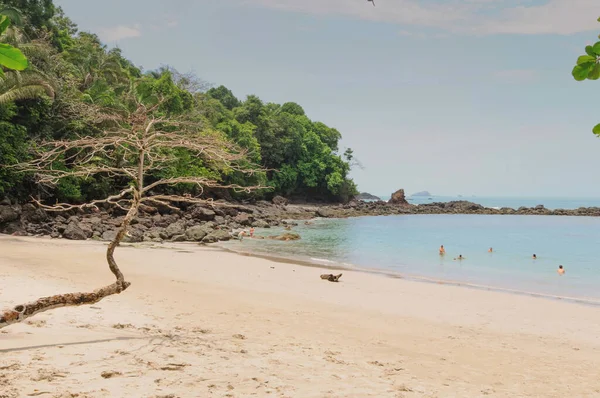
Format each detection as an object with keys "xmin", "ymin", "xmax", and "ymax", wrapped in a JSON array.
[
  {"xmin": 397, "ymin": 195, "xmax": 600, "ymax": 210},
  {"xmin": 224, "ymin": 214, "xmax": 600, "ymax": 302}
]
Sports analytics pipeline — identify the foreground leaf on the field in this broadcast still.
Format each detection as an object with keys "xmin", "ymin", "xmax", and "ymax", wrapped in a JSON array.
[
  {"xmin": 594, "ymin": 123, "xmax": 600, "ymax": 136},
  {"xmin": 0, "ymin": 43, "xmax": 28, "ymax": 70}
]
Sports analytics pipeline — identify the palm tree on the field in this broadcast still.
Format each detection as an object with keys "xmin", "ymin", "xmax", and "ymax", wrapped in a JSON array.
[{"xmin": 0, "ymin": 68, "xmax": 54, "ymax": 104}]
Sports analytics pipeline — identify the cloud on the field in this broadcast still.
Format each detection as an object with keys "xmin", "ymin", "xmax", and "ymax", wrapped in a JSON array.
[
  {"xmin": 492, "ymin": 69, "xmax": 539, "ymax": 83},
  {"xmin": 243, "ymin": 0, "xmax": 600, "ymax": 35},
  {"xmin": 98, "ymin": 25, "xmax": 142, "ymax": 42}
]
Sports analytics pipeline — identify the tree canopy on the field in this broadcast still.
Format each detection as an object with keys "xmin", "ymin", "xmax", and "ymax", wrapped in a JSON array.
[{"xmin": 0, "ymin": 0, "xmax": 357, "ymax": 203}]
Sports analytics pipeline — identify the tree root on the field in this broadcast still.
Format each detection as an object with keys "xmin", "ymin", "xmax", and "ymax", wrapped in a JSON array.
[{"xmin": 0, "ymin": 281, "xmax": 130, "ymax": 329}]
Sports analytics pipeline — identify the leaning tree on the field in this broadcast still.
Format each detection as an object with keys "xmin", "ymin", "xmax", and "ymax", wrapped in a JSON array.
[{"xmin": 0, "ymin": 86, "xmax": 263, "ymax": 329}]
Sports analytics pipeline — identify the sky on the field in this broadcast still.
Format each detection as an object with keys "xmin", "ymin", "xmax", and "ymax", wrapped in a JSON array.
[{"xmin": 54, "ymin": 0, "xmax": 600, "ymax": 198}]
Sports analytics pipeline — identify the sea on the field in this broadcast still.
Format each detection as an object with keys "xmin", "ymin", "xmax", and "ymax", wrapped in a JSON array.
[{"xmin": 221, "ymin": 196, "xmax": 600, "ymax": 304}]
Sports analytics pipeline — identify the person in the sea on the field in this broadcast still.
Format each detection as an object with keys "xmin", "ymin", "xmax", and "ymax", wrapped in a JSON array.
[
  {"xmin": 488, "ymin": 247, "xmax": 493, "ymax": 253},
  {"xmin": 249, "ymin": 227, "xmax": 255, "ymax": 238},
  {"xmin": 237, "ymin": 230, "xmax": 246, "ymax": 241},
  {"xmin": 439, "ymin": 245, "xmax": 446, "ymax": 255},
  {"xmin": 557, "ymin": 265, "xmax": 565, "ymax": 275},
  {"xmin": 532, "ymin": 254, "xmax": 537, "ymax": 260},
  {"xmin": 454, "ymin": 254, "xmax": 465, "ymax": 261}
]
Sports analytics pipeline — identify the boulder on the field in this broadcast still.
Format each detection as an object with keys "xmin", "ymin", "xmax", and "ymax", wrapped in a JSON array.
[
  {"xmin": 388, "ymin": 189, "xmax": 409, "ymax": 206},
  {"xmin": 316, "ymin": 208, "xmax": 334, "ymax": 218},
  {"xmin": 251, "ymin": 219, "xmax": 270, "ymax": 228},
  {"xmin": 202, "ymin": 229, "xmax": 232, "ymax": 243},
  {"xmin": 102, "ymin": 230, "xmax": 117, "ymax": 242},
  {"xmin": 63, "ymin": 222, "xmax": 89, "ymax": 240},
  {"xmin": 234, "ymin": 212, "xmax": 253, "ymax": 226},
  {"xmin": 0, "ymin": 205, "xmax": 20, "ymax": 224},
  {"xmin": 162, "ymin": 221, "xmax": 186, "ymax": 239},
  {"xmin": 185, "ymin": 225, "xmax": 211, "ymax": 241},
  {"xmin": 190, "ymin": 206, "xmax": 216, "ymax": 221},
  {"xmin": 272, "ymin": 196, "xmax": 288, "ymax": 206},
  {"xmin": 143, "ymin": 227, "xmax": 164, "ymax": 242}
]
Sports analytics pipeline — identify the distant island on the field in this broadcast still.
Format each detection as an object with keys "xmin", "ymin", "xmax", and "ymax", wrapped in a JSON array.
[
  {"xmin": 411, "ymin": 191, "xmax": 432, "ymax": 197},
  {"xmin": 355, "ymin": 192, "xmax": 381, "ymax": 201}
]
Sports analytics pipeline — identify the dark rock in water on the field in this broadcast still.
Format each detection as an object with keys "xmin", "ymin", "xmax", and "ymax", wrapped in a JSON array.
[
  {"xmin": 63, "ymin": 222, "xmax": 89, "ymax": 240},
  {"xmin": 388, "ymin": 189, "xmax": 409, "ymax": 206},
  {"xmin": 272, "ymin": 195, "xmax": 288, "ymax": 206},
  {"xmin": 268, "ymin": 232, "xmax": 301, "ymax": 241}
]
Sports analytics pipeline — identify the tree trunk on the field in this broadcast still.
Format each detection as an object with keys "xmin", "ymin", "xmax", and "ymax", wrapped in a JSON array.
[{"xmin": 0, "ymin": 200, "xmax": 139, "ymax": 330}]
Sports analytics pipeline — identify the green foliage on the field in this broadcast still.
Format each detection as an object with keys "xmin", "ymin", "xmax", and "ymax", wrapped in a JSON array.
[
  {"xmin": 572, "ymin": 17, "xmax": 600, "ymax": 135},
  {"xmin": 0, "ymin": 0, "xmax": 358, "ymax": 203}
]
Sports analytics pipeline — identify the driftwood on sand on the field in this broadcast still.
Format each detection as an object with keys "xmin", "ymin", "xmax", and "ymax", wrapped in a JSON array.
[{"xmin": 320, "ymin": 273, "xmax": 343, "ymax": 282}]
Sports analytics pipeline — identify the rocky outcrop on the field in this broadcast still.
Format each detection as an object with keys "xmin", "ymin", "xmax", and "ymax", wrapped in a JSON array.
[
  {"xmin": 5, "ymin": 191, "xmax": 600, "ymax": 244},
  {"xmin": 355, "ymin": 192, "xmax": 381, "ymax": 201},
  {"xmin": 388, "ymin": 189, "xmax": 409, "ymax": 206}
]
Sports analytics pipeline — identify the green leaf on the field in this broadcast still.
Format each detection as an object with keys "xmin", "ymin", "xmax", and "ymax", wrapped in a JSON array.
[
  {"xmin": 593, "ymin": 41, "xmax": 600, "ymax": 55},
  {"xmin": 590, "ymin": 64, "xmax": 600, "ymax": 80},
  {"xmin": 572, "ymin": 64, "xmax": 592, "ymax": 81},
  {"xmin": 0, "ymin": 15, "xmax": 9, "ymax": 35},
  {"xmin": 577, "ymin": 55, "xmax": 595, "ymax": 65},
  {"xmin": 585, "ymin": 45, "xmax": 596, "ymax": 56},
  {"xmin": 593, "ymin": 123, "xmax": 600, "ymax": 136},
  {"xmin": 0, "ymin": 68, "xmax": 4, "ymax": 79},
  {"xmin": 0, "ymin": 43, "xmax": 28, "ymax": 70}
]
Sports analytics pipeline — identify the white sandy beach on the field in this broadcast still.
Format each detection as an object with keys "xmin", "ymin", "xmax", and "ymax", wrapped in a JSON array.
[{"xmin": 1, "ymin": 235, "xmax": 600, "ymax": 398}]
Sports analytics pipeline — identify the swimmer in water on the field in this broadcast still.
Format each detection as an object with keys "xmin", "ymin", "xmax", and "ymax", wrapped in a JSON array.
[
  {"xmin": 249, "ymin": 227, "xmax": 255, "ymax": 238},
  {"xmin": 454, "ymin": 254, "xmax": 465, "ymax": 261},
  {"xmin": 488, "ymin": 247, "xmax": 493, "ymax": 253},
  {"xmin": 532, "ymin": 254, "xmax": 537, "ymax": 260},
  {"xmin": 557, "ymin": 265, "xmax": 565, "ymax": 275},
  {"xmin": 439, "ymin": 245, "xmax": 446, "ymax": 255}
]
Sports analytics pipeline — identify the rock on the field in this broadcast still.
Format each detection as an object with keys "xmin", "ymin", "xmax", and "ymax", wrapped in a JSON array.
[
  {"xmin": 202, "ymin": 229, "xmax": 231, "ymax": 243},
  {"xmin": 213, "ymin": 215, "xmax": 226, "ymax": 225},
  {"xmin": 185, "ymin": 225, "xmax": 211, "ymax": 241},
  {"xmin": 143, "ymin": 227, "xmax": 164, "ymax": 242},
  {"xmin": 162, "ymin": 221, "xmax": 185, "ymax": 239},
  {"xmin": 102, "ymin": 230, "xmax": 117, "ymax": 241},
  {"xmin": 234, "ymin": 213, "xmax": 253, "ymax": 226},
  {"xmin": 316, "ymin": 208, "xmax": 334, "ymax": 218},
  {"xmin": 355, "ymin": 192, "xmax": 381, "ymax": 201},
  {"xmin": 0, "ymin": 205, "xmax": 20, "ymax": 224},
  {"xmin": 63, "ymin": 222, "xmax": 89, "ymax": 240},
  {"xmin": 0, "ymin": 197, "xmax": 10, "ymax": 205},
  {"xmin": 268, "ymin": 232, "xmax": 301, "ymax": 241},
  {"xmin": 251, "ymin": 219, "xmax": 270, "ymax": 228},
  {"xmin": 171, "ymin": 234, "xmax": 186, "ymax": 242},
  {"xmin": 190, "ymin": 206, "xmax": 216, "ymax": 221},
  {"xmin": 272, "ymin": 196, "xmax": 288, "ymax": 206},
  {"xmin": 388, "ymin": 189, "xmax": 409, "ymax": 206}
]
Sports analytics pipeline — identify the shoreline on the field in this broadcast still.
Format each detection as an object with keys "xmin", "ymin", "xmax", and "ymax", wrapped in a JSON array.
[
  {"xmin": 216, "ymin": 242, "xmax": 600, "ymax": 308},
  {"xmin": 2, "ymin": 235, "xmax": 600, "ymax": 396}
]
